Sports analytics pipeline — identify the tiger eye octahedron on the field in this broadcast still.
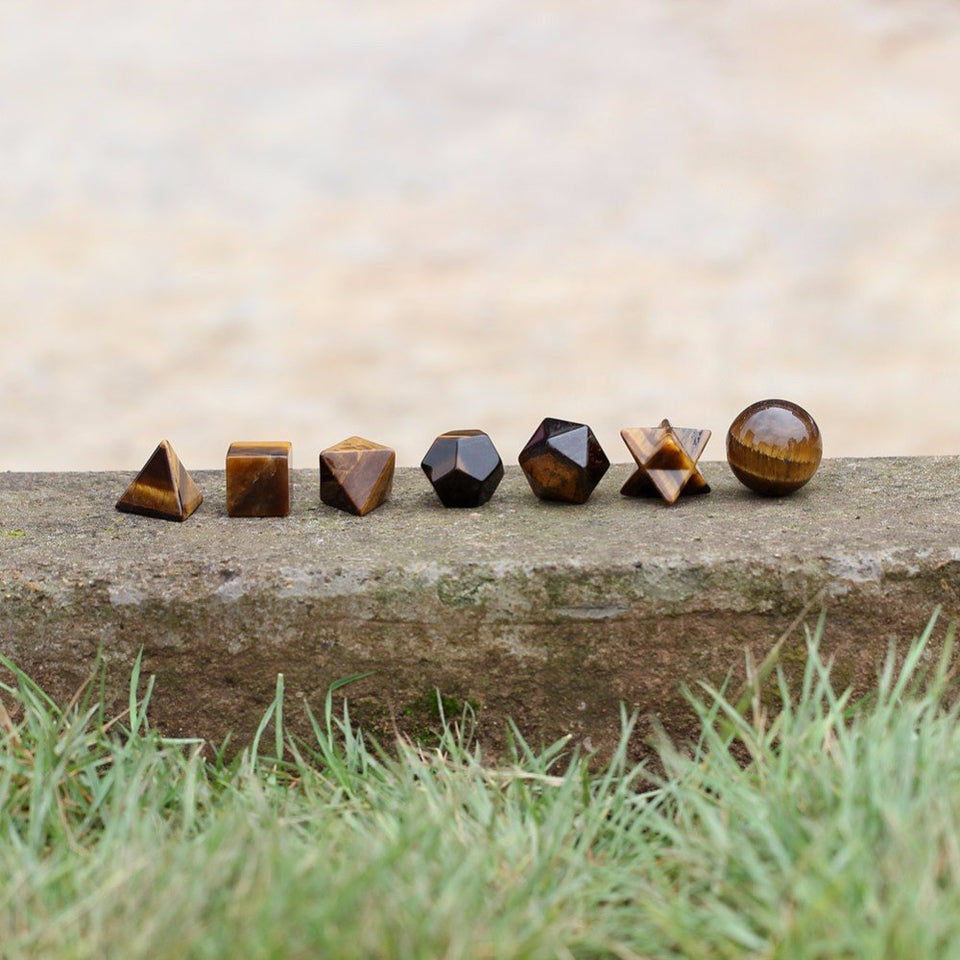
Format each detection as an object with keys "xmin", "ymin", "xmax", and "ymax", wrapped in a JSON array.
[
  {"xmin": 726, "ymin": 400, "xmax": 822, "ymax": 496},
  {"xmin": 320, "ymin": 436, "xmax": 395, "ymax": 516}
]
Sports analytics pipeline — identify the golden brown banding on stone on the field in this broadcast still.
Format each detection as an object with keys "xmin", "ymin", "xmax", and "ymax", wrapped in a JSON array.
[
  {"xmin": 518, "ymin": 418, "xmax": 610, "ymax": 505},
  {"xmin": 116, "ymin": 439, "xmax": 203, "ymax": 522},
  {"xmin": 726, "ymin": 400, "xmax": 822, "ymax": 496},
  {"xmin": 620, "ymin": 420, "xmax": 711, "ymax": 505},
  {"xmin": 226, "ymin": 441, "xmax": 292, "ymax": 517},
  {"xmin": 320, "ymin": 436, "xmax": 395, "ymax": 516}
]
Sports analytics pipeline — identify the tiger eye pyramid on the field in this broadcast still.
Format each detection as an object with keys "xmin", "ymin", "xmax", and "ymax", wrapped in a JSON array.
[
  {"xmin": 620, "ymin": 420, "xmax": 711, "ymax": 505},
  {"xmin": 518, "ymin": 418, "xmax": 609, "ymax": 504},
  {"xmin": 115, "ymin": 439, "xmax": 203, "ymax": 521},
  {"xmin": 226, "ymin": 441, "xmax": 292, "ymax": 517},
  {"xmin": 320, "ymin": 436, "xmax": 395, "ymax": 516},
  {"xmin": 421, "ymin": 429, "xmax": 504, "ymax": 508},
  {"xmin": 727, "ymin": 399, "xmax": 822, "ymax": 495}
]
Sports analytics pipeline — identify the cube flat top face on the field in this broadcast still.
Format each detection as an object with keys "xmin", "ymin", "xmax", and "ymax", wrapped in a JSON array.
[
  {"xmin": 226, "ymin": 441, "xmax": 292, "ymax": 461},
  {"xmin": 225, "ymin": 441, "xmax": 292, "ymax": 517}
]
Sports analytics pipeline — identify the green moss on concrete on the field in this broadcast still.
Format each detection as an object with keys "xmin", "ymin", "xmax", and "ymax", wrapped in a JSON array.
[{"xmin": 436, "ymin": 571, "xmax": 496, "ymax": 608}]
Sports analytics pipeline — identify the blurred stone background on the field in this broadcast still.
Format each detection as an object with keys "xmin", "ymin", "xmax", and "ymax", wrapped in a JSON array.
[{"xmin": 0, "ymin": 0, "xmax": 958, "ymax": 470}]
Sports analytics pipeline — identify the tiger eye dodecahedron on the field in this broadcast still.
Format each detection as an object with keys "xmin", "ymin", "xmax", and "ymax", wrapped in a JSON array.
[
  {"xmin": 320, "ymin": 436, "xmax": 395, "ymax": 516},
  {"xmin": 421, "ymin": 429, "xmax": 504, "ymax": 508},
  {"xmin": 226, "ymin": 441, "xmax": 292, "ymax": 517},
  {"xmin": 518, "ymin": 417, "xmax": 610, "ymax": 504},
  {"xmin": 726, "ymin": 399, "xmax": 822, "ymax": 496}
]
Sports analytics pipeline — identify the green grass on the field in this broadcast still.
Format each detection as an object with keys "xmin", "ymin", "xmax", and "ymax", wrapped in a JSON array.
[{"xmin": 2, "ymin": 613, "xmax": 960, "ymax": 958}]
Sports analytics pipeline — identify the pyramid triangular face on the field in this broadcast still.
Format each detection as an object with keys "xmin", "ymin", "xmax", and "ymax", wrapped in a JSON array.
[{"xmin": 116, "ymin": 440, "xmax": 203, "ymax": 521}]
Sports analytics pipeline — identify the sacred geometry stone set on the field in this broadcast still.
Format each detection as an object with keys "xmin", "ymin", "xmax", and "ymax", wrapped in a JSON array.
[{"xmin": 115, "ymin": 399, "xmax": 822, "ymax": 523}]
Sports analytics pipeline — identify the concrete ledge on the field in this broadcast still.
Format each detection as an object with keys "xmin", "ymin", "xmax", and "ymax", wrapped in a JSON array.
[{"xmin": 1, "ymin": 459, "xmax": 959, "ymax": 756}]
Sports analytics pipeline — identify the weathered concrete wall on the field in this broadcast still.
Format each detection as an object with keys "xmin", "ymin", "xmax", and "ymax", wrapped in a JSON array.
[{"xmin": 1, "ymin": 459, "xmax": 958, "ymax": 757}]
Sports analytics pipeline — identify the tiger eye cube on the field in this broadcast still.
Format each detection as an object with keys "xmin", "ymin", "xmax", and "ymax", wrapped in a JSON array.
[{"xmin": 226, "ymin": 441, "xmax": 292, "ymax": 517}]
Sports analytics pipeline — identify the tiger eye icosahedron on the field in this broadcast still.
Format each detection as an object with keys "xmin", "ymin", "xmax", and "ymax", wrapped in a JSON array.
[
  {"xmin": 726, "ymin": 399, "xmax": 822, "ymax": 496},
  {"xmin": 518, "ymin": 418, "xmax": 610, "ymax": 504}
]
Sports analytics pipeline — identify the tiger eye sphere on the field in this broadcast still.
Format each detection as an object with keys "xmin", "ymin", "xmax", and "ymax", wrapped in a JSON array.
[{"xmin": 726, "ymin": 399, "xmax": 822, "ymax": 496}]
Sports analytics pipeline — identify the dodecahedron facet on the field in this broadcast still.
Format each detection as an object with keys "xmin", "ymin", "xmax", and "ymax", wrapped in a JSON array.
[
  {"xmin": 116, "ymin": 439, "xmax": 203, "ymax": 522},
  {"xmin": 620, "ymin": 420, "xmax": 711, "ymax": 505},
  {"xmin": 421, "ymin": 429, "xmax": 504, "ymax": 508},
  {"xmin": 518, "ymin": 418, "xmax": 610, "ymax": 504},
  {"xmin": 226, "ymin": 441, "xmax": 292, "ymax": 517},
  {"xmin": 320, "ymin": 436, "xmax": 395, "ymax": 516}
]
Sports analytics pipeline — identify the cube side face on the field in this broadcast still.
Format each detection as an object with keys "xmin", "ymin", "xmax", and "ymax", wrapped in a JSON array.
[{"xmin": 225, "ymin": 442, "xmax": 292, "ymax": 517}]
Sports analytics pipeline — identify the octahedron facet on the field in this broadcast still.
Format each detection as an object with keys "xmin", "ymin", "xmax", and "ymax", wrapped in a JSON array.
[
  {"xmin": 226, "ymin": 441, "xmax": 292, "ymax": 517},
  {"xmin": 320, "ymin": 436, "xmax": 395, "ymax": 516},
  {"xmin": 726, "ymin": 399, "xmax": 822, "ymax": 495},
  {"xmin": 518, "ymin": 418, "xmax": 609, "ymax": 504},
  {"xmin": 116, "ymin": 439, "xmax": 203, "ymax": 522},
  {"xmin": 421, "ymin": 429, "xmax": 504, "ymax": 508},
  {"xmin": 620, "ymin": 420, "xmax": 711, "ymax": 505}
]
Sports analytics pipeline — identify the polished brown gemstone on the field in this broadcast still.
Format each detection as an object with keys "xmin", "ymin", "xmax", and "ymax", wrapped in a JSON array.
[
  {"xmin": 226, "ymin": 441, "xmax": 292, "ymax": 517},
  {"xmin": 421, "ymin": 429, "xmax": 504, "ymax": 508},
  {"xmin": 620, "ymin": 420, "xmax": 711, "ymax": 505},
  {"xmin": 726, "ymin": 399, "xmax": 822, "ymax": 496},
  {"xmin": 518, "ymin": 418, "xmax": 609, "ymax": 504},
  {"xmin": 320, "ymin": 436, "xmax": 395, "ymax": 516},
  {"xmin": 116, "ymin": 439, "xmax": 203, "ymax": 522}
]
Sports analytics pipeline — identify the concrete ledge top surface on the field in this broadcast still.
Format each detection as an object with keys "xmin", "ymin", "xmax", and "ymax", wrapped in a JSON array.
[
  {"xmin": 1, "ymin": 458, "xmax": 958, "ymax": 754},
  {"xmin": 1, "ymin": 457, "xmax": 958, "ymax": 604}
]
